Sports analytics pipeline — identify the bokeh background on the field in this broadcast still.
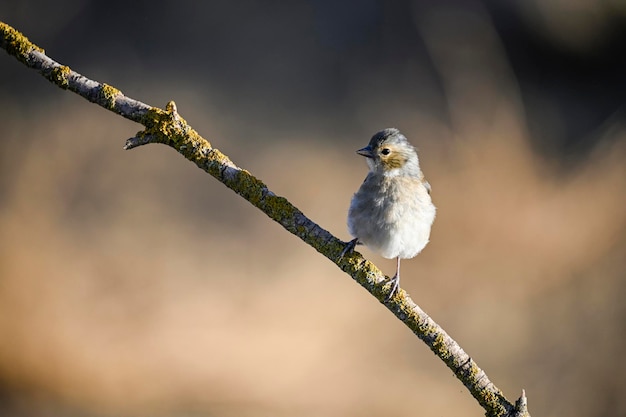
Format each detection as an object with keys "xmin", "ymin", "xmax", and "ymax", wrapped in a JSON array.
[{"xmin": 1, "ymin": 1, "xmax": 626, "ymax": 416}]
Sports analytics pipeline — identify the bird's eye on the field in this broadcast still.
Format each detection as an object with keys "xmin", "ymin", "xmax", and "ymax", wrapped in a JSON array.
[{"xmin": 381, "ymin": 148, "xmax": 391, "ymax": 155}]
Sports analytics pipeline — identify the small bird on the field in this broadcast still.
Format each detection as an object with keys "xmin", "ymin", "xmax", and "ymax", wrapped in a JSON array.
[{"xmin": 342, "ymin": 128, "xmax": 436, "ymax": 300}]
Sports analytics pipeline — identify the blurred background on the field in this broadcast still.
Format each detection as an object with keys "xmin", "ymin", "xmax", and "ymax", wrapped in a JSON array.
[{"xmin": 1, "ymin": 1, "xmax": 625, "ymax": 416}]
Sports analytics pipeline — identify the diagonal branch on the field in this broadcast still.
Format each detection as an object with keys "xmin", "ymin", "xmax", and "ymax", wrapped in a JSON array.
[{"xmin": 0, "ymin": 21, "xmax": 529, "ymax": 417}]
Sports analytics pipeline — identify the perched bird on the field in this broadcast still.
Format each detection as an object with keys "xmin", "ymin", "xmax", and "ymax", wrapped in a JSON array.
[{"xmin": 342, "ymin": 128, "xmax": 436, "ymax": 300}]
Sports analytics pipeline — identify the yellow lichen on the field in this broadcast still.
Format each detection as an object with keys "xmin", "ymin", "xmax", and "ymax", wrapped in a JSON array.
[
  {"xmin": 165, "ymin": 101, "xmax": 177, "ymax": 113},
  {"xmin": 265, "ymin": 195, "xmax": 295, "ymax": 220},
  {"xmin": 235, "ymin": 170, "xmax": 266, "ymax": 207},
  {"xmin": 0, "ymin": 22, "xmax": 44, "ymax": 64},
  {"xmin": 50, "ymin": 65, "xmax": 71, "ymax": 89},
  {"xmin": 98, "ymin": 83, "xmax": 120, "ymax": 110}
]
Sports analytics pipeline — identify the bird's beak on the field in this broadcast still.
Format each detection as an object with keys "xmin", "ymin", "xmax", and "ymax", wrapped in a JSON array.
[{"xmin": 356, "ymin": 145, "xmax": 374, "ymax": 158}]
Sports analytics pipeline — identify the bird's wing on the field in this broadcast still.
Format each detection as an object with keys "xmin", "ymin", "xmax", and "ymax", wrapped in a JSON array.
[{"xmin": 424, "ymin": 180, "xmax": 432, "ymax": 195}]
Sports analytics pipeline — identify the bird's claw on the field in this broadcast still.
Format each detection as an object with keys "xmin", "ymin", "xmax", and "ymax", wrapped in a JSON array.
[
  {"xmin": 384, "ymin": 274, "xmax": 400, "ymax": 302},
  {"xmin": 337, "ymin": 238, "xmax": 359, "ymax": 261},
  {"xmin": 338, "ymin": 239, "xmax": 400, "ymax": 302}
]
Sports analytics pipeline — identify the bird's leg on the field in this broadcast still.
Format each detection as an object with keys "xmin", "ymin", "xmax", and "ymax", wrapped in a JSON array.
[
  {"xmin": 338, "ymin": 238, "xmax": 360, "ymax": 261},
  {"xmin": 385, "ymin": 257, "xmax": 401, "ymax": 301}
]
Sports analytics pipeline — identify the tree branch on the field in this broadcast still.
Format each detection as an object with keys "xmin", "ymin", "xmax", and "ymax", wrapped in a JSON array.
[{"xmin": 0, "ymin": 21, "xmax": 529, "ymax": 417}]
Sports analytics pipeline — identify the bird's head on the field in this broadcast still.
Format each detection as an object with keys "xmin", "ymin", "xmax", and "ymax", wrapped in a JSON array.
[{"xmin": 357, "ymin": 128, "xmax": 421, "ymax": 176}]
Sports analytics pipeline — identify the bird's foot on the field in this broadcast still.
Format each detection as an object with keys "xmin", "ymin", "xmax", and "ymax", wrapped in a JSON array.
[
  {"xmin": 337, "ymin": 238, "xmax": 359, "ymax": 261},
  {"xmin": 384, "ymin": 274, "xmax": 400, "ymax": 302}
]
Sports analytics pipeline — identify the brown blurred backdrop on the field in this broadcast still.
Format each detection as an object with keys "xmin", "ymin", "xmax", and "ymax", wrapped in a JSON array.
[{"xmin": 1, "ymin": 1, "xmax": 625, "ymax": 416}]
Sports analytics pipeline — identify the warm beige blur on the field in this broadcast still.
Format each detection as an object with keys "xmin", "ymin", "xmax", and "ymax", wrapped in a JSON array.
[{"xmin": 0, "ymin": 92, "xmax": 625, "ymax": 416}]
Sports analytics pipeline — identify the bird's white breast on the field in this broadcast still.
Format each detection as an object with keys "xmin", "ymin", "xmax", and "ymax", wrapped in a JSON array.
[{"xmin": 347, "ymin": 174, "xmax": 436, "ymax": 259}]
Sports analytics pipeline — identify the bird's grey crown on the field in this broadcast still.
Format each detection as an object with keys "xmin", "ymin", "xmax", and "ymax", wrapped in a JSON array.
[{"xmin": 369, "ymin": 127, "xmax": 408, "ymax": 148}]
